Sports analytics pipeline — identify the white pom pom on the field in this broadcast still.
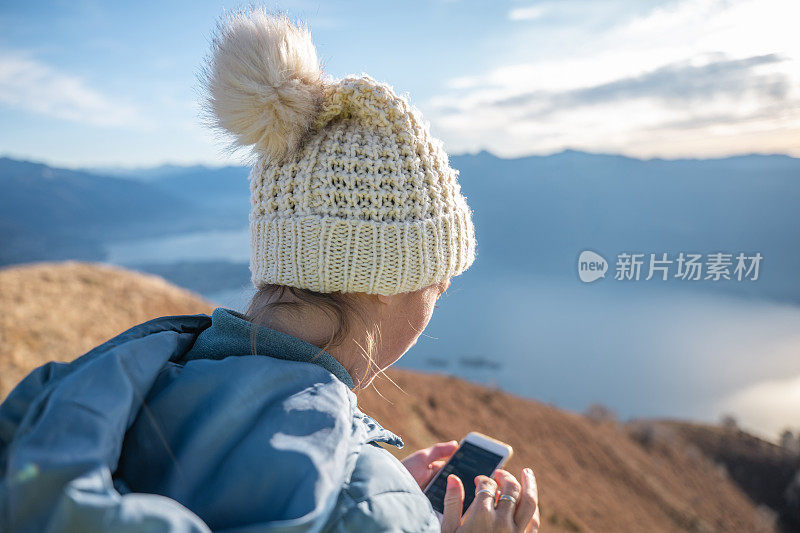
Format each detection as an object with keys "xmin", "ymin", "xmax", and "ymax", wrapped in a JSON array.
[{"xmin": 203, "ymin": 9, "xmax": 324, "ymax": 162}]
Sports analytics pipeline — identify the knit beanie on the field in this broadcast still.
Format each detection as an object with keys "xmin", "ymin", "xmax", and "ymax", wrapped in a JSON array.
[{"xmin": 202, "ymin": 9, "xmax": 477, "ymax": 295}]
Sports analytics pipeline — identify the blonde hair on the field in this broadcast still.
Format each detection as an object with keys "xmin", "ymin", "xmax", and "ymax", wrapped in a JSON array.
[{"xmin": 244, "ymin": 285, "xmax": 382, "ymax": 389}]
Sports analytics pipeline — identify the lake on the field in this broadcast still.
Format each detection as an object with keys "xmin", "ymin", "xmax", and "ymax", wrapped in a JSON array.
[{"xmin": 104, "ymin": 229, "xmax": 800, "ymax": 441}]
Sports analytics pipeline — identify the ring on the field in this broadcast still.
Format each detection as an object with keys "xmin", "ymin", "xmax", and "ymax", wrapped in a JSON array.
[
  {"xmin": 476, "ymin": 488, "xmax": 496, "ymax": 499},
  {"xmin": 497, "ymin": 494, "xmax": 517, "ymax": 505}
]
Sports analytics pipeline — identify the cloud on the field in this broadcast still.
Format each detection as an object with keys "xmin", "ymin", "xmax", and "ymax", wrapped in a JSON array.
[
  {"xmin": 509, "ymin": 5, "xmax": 546, "ymax": 21},
  {"xmin": 0, "ymin": 51, "xmax": 142, "ymax": 127},
  {"xmin": 656, "ymin": 104, "xmax": 789, "ymax": 131},
  {"xmin": 485, "ymin": 54, "xmax": 791, "ymax": 119},
  {"xmin": 426, "ymin": 0, "xmax": 800, "ymax": 158}
]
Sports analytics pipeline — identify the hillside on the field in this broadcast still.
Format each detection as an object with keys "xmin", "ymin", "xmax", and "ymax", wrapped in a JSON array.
[
  {"xmin": 0, "ymin": 261, "xmax": 214, "ymax": 396},
  {"xmin": 0, "ymin": 158, "xmax": 244, "ymax": 267},
  {"xmin": 0, "ymin": 158, "xmax": 194, "ymax": 239},
  {"xmin": 630, "ymin": 420, "xmax": 800, "ymax": 529},
  {"xmin": 359, "ymin": 373, "xmax": 778, "ymax": 532},
  {"xmin": 96, "ymin": 163, "xmax": 251, "ymax": 216},
  {"xmin": 0, "ymin": 261, "xmax": 783, "ymax": 532}
]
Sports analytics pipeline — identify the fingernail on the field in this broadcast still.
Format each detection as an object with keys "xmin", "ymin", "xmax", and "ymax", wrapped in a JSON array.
[{"xmin": 446, "ymin": 474, "xmax": 456, "ymax": 488}]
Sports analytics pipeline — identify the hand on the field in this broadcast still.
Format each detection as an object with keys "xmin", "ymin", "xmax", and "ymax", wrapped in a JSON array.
[
  {"xmin": 400, "ymin": 440, "xmax": 459, "ymax": 490},
  {"xmin": 441, "ymin": 468, "xmax": 540, "ymax": 533}
]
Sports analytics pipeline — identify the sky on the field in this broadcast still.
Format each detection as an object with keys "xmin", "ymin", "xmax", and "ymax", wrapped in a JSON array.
[{"xmin": 0, "ymin": 0, "xmax": 798, "ymax": 168}]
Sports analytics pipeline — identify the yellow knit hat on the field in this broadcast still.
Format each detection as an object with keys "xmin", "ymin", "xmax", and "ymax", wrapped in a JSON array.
[{"xmin": 203, "ymin": 9, "xmax": 476, "ymax": 295}]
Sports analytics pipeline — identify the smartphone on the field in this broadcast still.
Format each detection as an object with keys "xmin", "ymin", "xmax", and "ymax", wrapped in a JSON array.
[{"xmin": 423, "ymin": 432, "xmax": 513, "ymax": 518}]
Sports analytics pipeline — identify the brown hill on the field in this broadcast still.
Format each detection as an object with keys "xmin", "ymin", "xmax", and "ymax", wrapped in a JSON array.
[
  {"xmin": 360, "ymin": 373, "xmax": 779, "ymax": 533},
  {"xmin": 0, "ymin": 261, "xmax": 779, "ymax": 532},
  {"xmin": 627, "ymin": 420, "xmax": 800, "ymax": 530},
  {"xmin": 0, "ymin": 261, "xmax": 214, "ymax": 396}
]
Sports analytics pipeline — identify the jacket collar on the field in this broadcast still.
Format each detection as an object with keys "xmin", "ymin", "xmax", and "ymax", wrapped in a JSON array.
[
  {"xmin": 181, "ymin": 308, "xmax": 403, "ymax": 447},
  {"xmin": 183, "ymin": 307, "xmax": 355, "ymax": 389}
]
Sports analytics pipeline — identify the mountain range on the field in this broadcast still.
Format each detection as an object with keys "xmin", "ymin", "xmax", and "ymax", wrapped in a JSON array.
[
  {"xmin": 0, "ymin": 157, "xmax": 244, "ymax": 266},
  {"xmin": 2, "ymin": 149, "xmax": 797, "ymax": 303}
]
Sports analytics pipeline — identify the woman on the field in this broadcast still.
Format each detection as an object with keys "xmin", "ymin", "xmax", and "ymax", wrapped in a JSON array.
[{"xmin": 0, "ymin": 8, "xmax": 539, "ymax": 533}]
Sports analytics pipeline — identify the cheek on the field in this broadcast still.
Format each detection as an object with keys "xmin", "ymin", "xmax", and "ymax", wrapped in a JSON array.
[
  {"xmin": 386, "ymin": 288, "xmax": 441, "ymax": 354},
  {"xmin": 407, "ymin": 290, "xmax": 439, "ymax": 333}
]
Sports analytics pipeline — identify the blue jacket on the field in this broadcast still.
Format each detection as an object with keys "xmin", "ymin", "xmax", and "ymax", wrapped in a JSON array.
[{"xmin": 0, "ymin": 307, "xmax": 440, "ymax": 532}]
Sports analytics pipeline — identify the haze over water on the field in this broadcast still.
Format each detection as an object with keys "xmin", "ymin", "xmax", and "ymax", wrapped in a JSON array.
[{"xmin": 105, "ymin": 227, "xmax": 800, "ymax": 441}]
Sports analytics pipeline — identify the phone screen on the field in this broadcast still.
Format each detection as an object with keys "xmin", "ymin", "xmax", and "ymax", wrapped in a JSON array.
[{"xmin": 424, "ymin": 441, "xmax": 504, "ymax": 514}]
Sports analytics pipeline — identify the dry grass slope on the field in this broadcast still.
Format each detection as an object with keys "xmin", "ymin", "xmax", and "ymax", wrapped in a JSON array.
[
  {"xmin": 632, "ymin": 420, "xmax": 800, "ymax": 530},
  {"xmin": 0, "ymin": 261, "xmax": 214, "ymax": 398},
  {"xmin": 0, "ymin": 261, "xmax": 777, "ymax": 532},
  {"xmin": 359, "ymin": 372, "xmax": 775, "ymax": 533}
]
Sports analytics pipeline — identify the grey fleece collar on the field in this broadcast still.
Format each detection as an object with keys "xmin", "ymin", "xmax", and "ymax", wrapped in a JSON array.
[
  {"xmin": 182, "ymin": 307, "xmax": 404, "ymax": 447},
  {"xmin": 183, "ymin": 307, "xmax": 355, "ymax": 389}
]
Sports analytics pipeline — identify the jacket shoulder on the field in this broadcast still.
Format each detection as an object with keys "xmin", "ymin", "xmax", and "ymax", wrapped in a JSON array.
[{"xmin": 0, "ymin": 312, "xmax": 213, "ymax": 532}]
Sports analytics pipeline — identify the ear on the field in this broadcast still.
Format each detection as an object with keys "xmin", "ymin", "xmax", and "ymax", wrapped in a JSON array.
[{"xmin": 376, "ymin": 293, "xmax": 393, "ymax": 305}]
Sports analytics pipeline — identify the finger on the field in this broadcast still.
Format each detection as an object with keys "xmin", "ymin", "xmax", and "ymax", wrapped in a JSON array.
[
  {"xmin": 441, "ymin": 474, "xmax": 465, "ymax": 533},
  {"xmin": 528, "ymin": 505, "xmax": 541, "ymax": 533},
  {"xmin": 399, "ymin": 449, "xmax": 426, "ymax": 474},
  {"xmin": 426, "ymin": 440, "xmax": 459, "ymax": 461},
  {"xmin": 429, "ymin": 459, "xmax": 447, "ymax": 474},
  {"xmin": 472, "ymin": 474, "xmax": 498, "ymax": 516},
  {"xmin": 515, "ymin": 468, "xmax": 539, "ymax": 532},
  {"xmin": 418, "ymin": 460, "xmax": 447, "ymax": 488},
  {"xmin": 493, "ymin": 469, "xmax": 522, "ymax": 528}
]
